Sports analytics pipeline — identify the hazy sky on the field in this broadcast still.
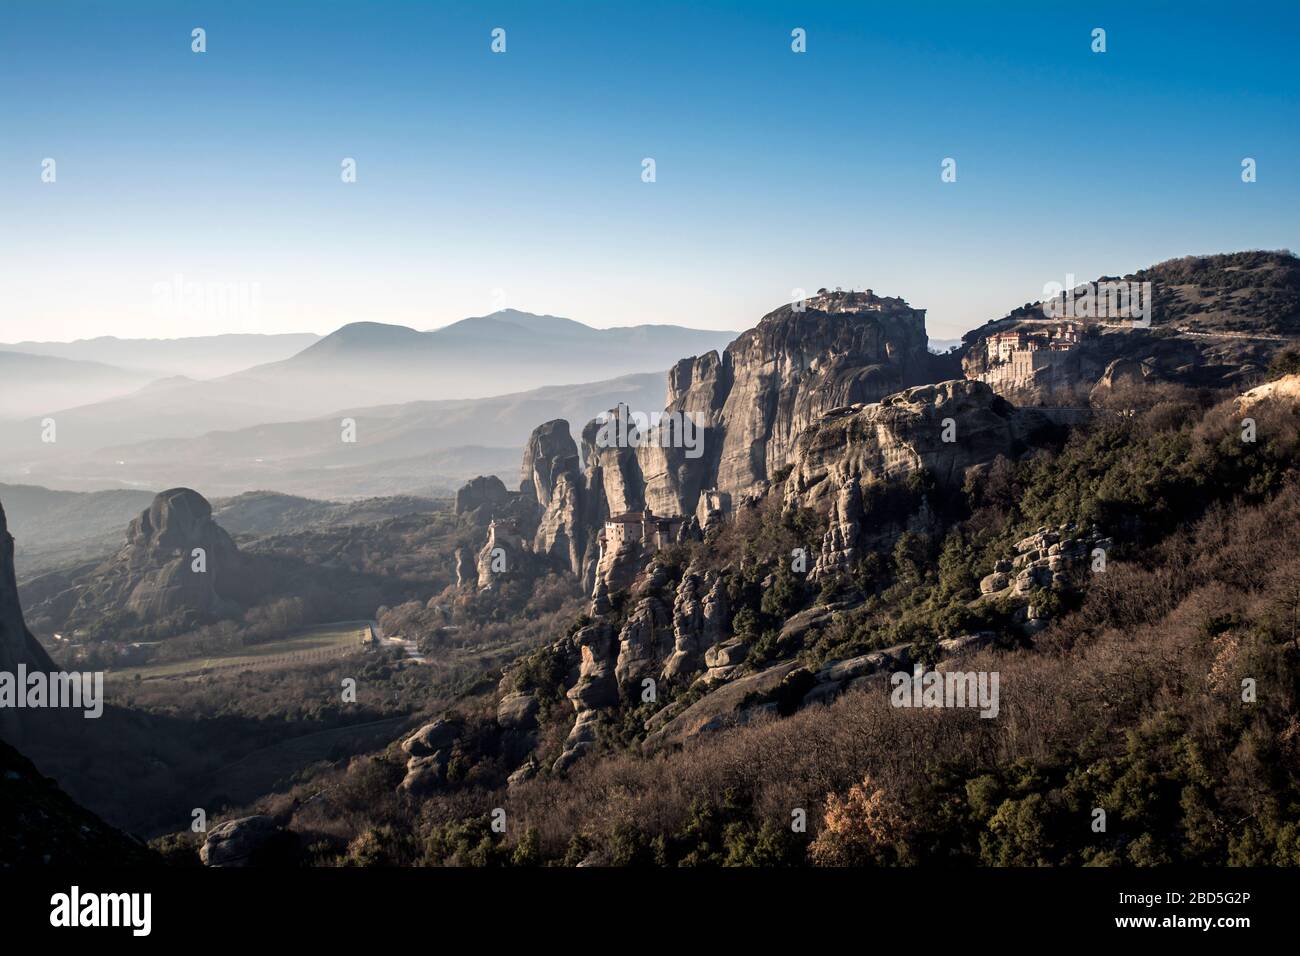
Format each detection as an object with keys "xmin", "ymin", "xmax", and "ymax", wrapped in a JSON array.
[{"xmin": 1, "ymin": 0, "xmax": 1296, "ymax": 343}]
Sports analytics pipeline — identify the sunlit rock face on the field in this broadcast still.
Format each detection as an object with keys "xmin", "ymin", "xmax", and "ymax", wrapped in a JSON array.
[
  {"xmin": 522, "ymin": 420, "xmax": 590, "ymax": 575},
  {"xmin": 783, "ymin": 379, "xmax": 1047, "ymax": 577},
  {"xmin": 579, "ymin": 298, "xmax": 933, "ymax": 524}
]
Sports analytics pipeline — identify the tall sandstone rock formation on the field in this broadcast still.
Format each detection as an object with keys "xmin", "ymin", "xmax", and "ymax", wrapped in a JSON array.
[
  {"xmin": 481, "ymin": 293, "xmax": 1076, "ymax": 775},
  {"xmin": 521, "ymin": 419, "xmax": 600, "ymax": 584},
  {"xmin": 23, "ymin": 488, "xmax": 264, "ymax": 638},
  {"xmin": 489, "ymin": 294, "xmax": 946, "ymax": 599},
  {"xmin": 1, "ymin": 499, "xmax": 157, "ymax": 858},
  {"xmin": 583, "ymin": 296, "xmax": 936, "ymax": 521}
]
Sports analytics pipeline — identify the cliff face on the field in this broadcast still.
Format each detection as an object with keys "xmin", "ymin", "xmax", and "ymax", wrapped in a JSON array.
[
  {"xmin": 521, "ymin": 419, "xmax": 598, "ymax": 581},
  {"xmin": 0, "ymin": 499, "xmax": 56, "ymax": 743},
  {"xmin": 699, "ymin": 304, "xmax": 931, "ymax": 500},
  {"xmin": 783, "ymin": 379, "xmax": 1047, "ymax": 576},
  {"xmin": 580, "ymin": 298, "xmax": 935, "ymax": 522},
  {"xmin": 0, "ymin": 502, "xmax": 54, "ymax": 666},
  {"xmin": 785, "ymin": 379, "xmax": 1043, "ymax": 510},
  {"xmin": 462, "ymin": 294, "xmax": 939, "ymax": 602}
]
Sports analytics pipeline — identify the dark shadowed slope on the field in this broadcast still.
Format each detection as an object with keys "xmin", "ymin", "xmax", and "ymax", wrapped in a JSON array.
[{"xmin": 0, "ymin": 738, "xmax": 156, "ymax": 865}]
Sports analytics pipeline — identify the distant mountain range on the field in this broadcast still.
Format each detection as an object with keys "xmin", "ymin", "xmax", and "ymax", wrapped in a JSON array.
[
  {"xmin": 0, "ymin": 370, "xmax": 668, "ymax": 502},
  {"xmin": 0, "ymin": 351, "xmax": 159, "ymax": 422},
  {"xmin": 0, "ymin": 312, "xmax": 737, "ymax": 449},
  {"xmin": 0, "ymin": 332, "xmax": 321, "ymax": 379},
  {"xmin": 238, "ymin": 310, "xmax": 738, "ymax": 410},
  {"xmin": 0, "ymin": 332, "xmax": 323, "ymax": 424}
]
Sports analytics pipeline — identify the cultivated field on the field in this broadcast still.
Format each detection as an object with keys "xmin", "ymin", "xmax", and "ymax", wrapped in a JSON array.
[{"xmin": 105, "ymin": 622, "xmax": 374, "ymax": 682}]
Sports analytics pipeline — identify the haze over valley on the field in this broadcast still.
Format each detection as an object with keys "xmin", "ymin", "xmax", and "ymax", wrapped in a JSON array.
[{"xmin": 0, "ymin": 311, "xmax": 735, "ymax": 499}]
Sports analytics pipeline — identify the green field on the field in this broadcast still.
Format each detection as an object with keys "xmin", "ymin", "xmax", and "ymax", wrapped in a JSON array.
[{"xmin": 106, "ymin": 622, "xmax": 372, "ymax": 682}]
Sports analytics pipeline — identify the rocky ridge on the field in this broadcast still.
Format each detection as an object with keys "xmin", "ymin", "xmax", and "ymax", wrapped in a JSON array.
[
  {"xmin": 436, "ymin": 291, "xmax": 1060, "ymax": 780},
  {"xmin": 961, "ymin": 251, "xmax": 1300, "ymax": 405},
  {"xmin": 455, "ymin": 292, "xmax": 949, "ymax": 600}
]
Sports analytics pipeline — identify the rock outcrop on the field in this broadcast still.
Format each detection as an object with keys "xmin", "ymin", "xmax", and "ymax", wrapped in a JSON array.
[
  {"xmin": 200, "ymin": 814, "xmax": 290, "ymax": 867},
  {"xmin": 455, "ymin": 475, "xmax": 512, "ymax": 524},
  {"xmin": 118, "ymin": 489, "xmax": 253, "ymax": 618},
  {"xmin": 520, "ymin": 419, "xmax": 580, "ymax": 507},
  {"xmin": 613, "ymin": 597, "xmax": 672, "ymax": 689},
  {"xmin": 663, "ymin": 568, "xmax": 729, "ymax": 681},
  {"xmin": 1238, "ymin": 372, "xmax": 1300, "ymax": 409},
  {"xmin": 454, "ymin": 420, "xmax": 605, "ymax": 592},
  {"xmin": 703, "ymin": 637, "xmax": 749, "ymax": 682},
  {"xmin": 645, "ymin": 630, "xmax": 1001, "ymax": 750},
  {"xmin": 475, "ymin": 518, "xmax": 529, "ymax": 590},
  {"xmin": 523, "ymin": 420, "xmax": 600, "ymax": 580},
  {"xmin": 23, "ymin": 489, "xmax": 264, "ymax": 640},
  {"xmin": 978, "ymin": 524, "xmax": 1111, "ymax": 633},
  {"xmin": 783, "ymin": 380, "xmax": 1046, "ymax": 577},
  {"xmin": 398, "ymin": 717, "xmax": 464, "ymax": 795},
  {"xmin": 688, "ymin": 299, "xmax": 933, "ymax": 503},
  {"xmin": 496, "ymin": 691, "xmax": 539, "ymax": 731},
  {"xmin": 583, "ymin": 295, "xmax": 937, "ymax": 522},
  {"xmin": 1, "ymin": 499, "xmax": 58, "ymax": 743},
  {"xmin": 544, "ymin": 558, "xmax": 736, "ymax": 773},
  {"xmin": 787, "ymin": 380, "xmax": 1040, "ymax": 506},
  {"xmin": 643, "ymin": 660, "xmax": 802, "ymax": 749},
  {"xmin": 0, "ymin": 501, "xmax": 54, "ymax": 673}
]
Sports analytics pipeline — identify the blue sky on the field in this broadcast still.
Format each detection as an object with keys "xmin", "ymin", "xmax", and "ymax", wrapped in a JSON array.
[{"xmin": 1, "ymin": 0, "xmax": 1296, "ymax": 342}]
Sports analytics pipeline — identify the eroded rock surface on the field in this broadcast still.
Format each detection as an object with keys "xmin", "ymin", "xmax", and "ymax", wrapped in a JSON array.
[{"xmin": 22, "ymin": 488, "xmax": 264, "ymax": 639}]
